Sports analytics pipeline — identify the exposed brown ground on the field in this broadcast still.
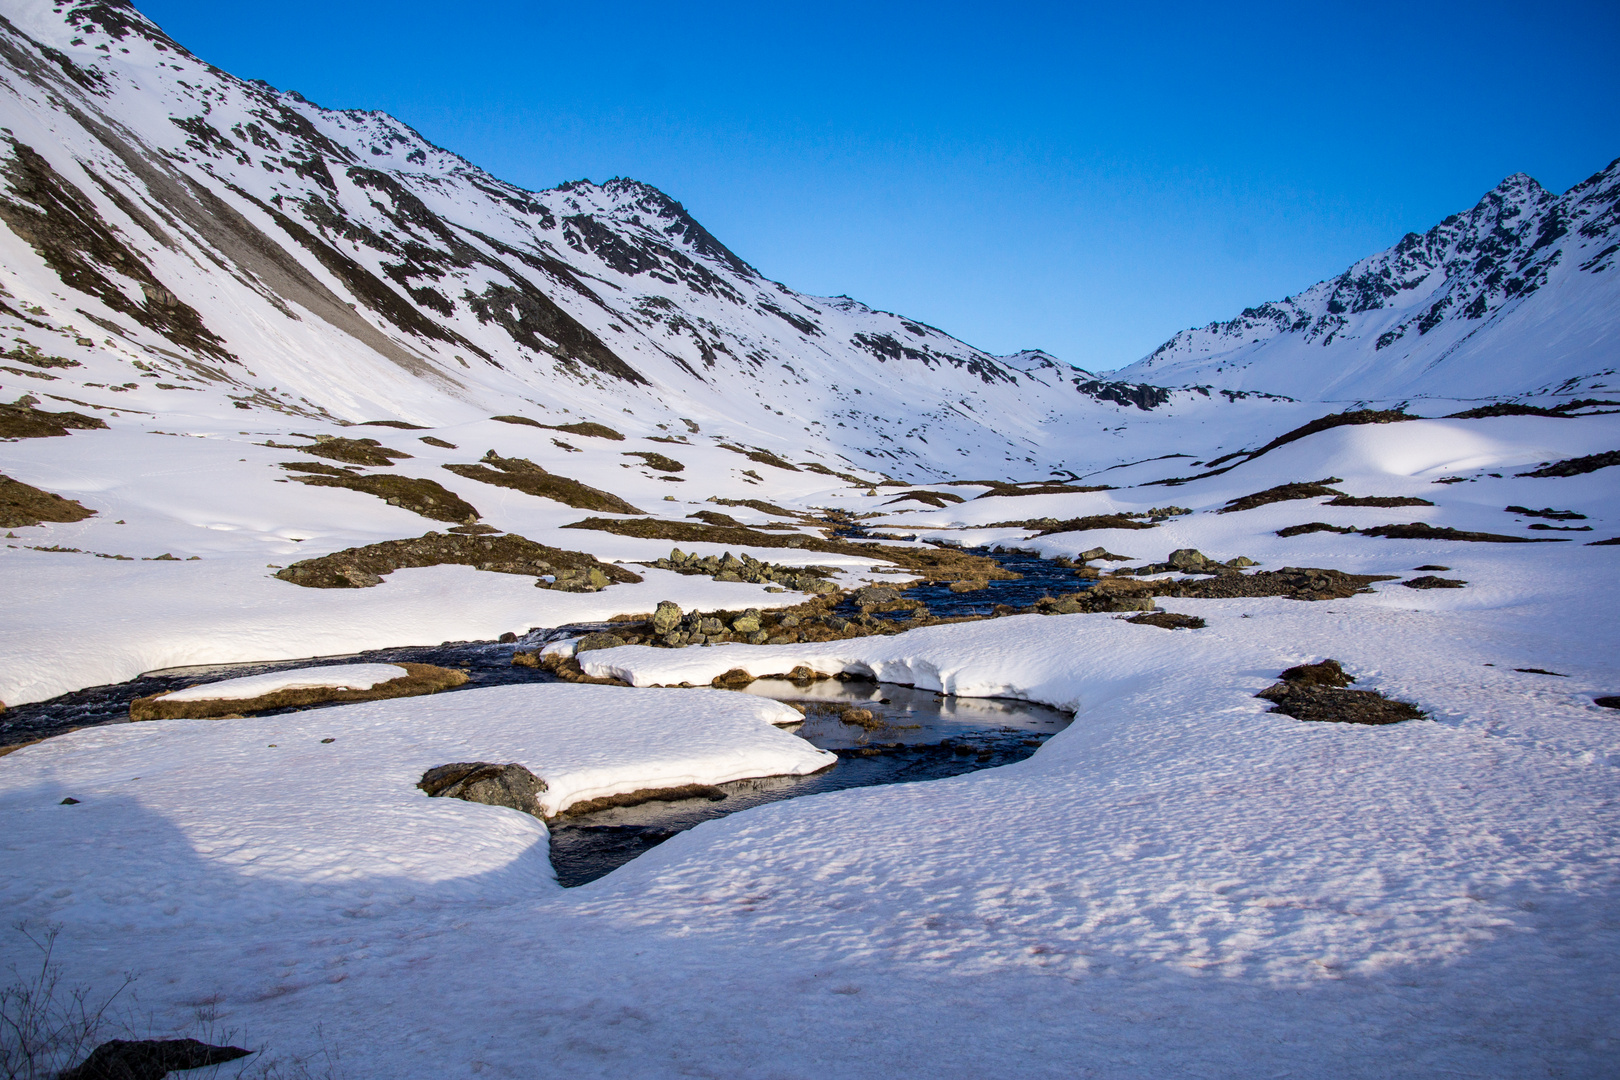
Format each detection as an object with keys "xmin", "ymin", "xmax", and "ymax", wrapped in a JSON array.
[{"xmin": 130, "ymin": 662, "xmax": 467, "ymax": 720}]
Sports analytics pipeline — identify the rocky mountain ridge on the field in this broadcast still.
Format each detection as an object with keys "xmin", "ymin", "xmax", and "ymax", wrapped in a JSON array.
[
  {"xmin": 1115, "ymin": 159, "xmax": 1620, "ymax": 401},
  {"xmin": 0, "ymin": 0, "xmax": 1187, "ymax": 482}
]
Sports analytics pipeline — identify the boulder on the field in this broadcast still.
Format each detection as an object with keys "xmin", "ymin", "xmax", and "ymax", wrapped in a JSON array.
[
  {"xmin": 575, "ymin": 631, "xmax": 626, "ymax": 653},
  {"xmin": 1277, "ymin": 659, "xmax": 1355, "ymax": 687},
  {"xmin": 732, "ymin": 613, "xmax": 762, "ymax": 633},
  {"xmin": 60, "ymin": 1039, "xmax": 251, "ymax": 1080},
  {"xmin": 1166, "ymin": 548, "xmax": 1211, "ymax": 571},
  {"xmin": 853, "ymin": 585, "xmax": 901, "ymax": 606},
  {"xmin": 1078, "ymin": 546, "xmax": 1130, "ymax": 562},
  {"xmin": 418, "ymin": 762, "xmax": 546, "ymax": 817},
  {"xmin": 652, "ymin": 600, "xmax": 683, "ymax": 634}
]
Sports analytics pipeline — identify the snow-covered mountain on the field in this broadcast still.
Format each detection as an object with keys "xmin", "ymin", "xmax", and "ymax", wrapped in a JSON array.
[
  {"xmin": 0, "ymin": 0, "xmax": 1198, "ymax": 482},
  {"xmin": 1115, "ymin": 163, "xmax": 1620, "ymax": 401}
]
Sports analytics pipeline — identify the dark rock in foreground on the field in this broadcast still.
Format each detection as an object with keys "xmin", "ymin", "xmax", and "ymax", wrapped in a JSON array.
[
  {"xmin": 1256, "ymin": 659, "xmax": 1422, "ymax": 725},
  {"xmin": 419, "ymin": 761, "xmax": 547, "ymax": 818},
  {"xmin": 60, "ymin": 1038, "xmax": 251, "ymax": 1080}
]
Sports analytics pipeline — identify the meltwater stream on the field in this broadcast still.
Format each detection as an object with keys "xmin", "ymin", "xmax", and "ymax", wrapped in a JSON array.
[
  {"xmin": 2, "ymin": 542, "xmax": 1081, "ymax": 886},
  {"xmin": 549, "ymin": 679, "xmax": 1070, "ymax": 886}
]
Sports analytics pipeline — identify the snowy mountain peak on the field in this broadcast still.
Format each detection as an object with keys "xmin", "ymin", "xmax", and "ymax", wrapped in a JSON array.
[
  {"xmin": 0, "ymin": 0, "xmax": 1245, "ymax": 482},
  {"xmin": 1115, "ymin": 157, "xmax": 1620, "ymax": 400}
]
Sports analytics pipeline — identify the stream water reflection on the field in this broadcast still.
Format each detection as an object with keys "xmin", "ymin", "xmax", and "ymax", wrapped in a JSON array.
[{"xmin": 548, "ymin": 678, "xmax": 1071, "ymax": 887}]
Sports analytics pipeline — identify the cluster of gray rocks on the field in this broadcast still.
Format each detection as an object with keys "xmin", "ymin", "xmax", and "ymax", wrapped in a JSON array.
[
  {"xmin": 575, "ymin": 599, "xmax": 860, "ymax": 652},
  {"xmin": 1111, "ymin": 548, "xmax": 1257, "ymax": 576},
  {"xmin": 648, "ymin": 547, "xmax": 840, "ymax": 592}
]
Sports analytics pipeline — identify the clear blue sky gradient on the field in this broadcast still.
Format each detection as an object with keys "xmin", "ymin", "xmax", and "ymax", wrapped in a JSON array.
[{"xmin": 137, "ymin": 0, "xmax": 1620, "ymax": 372}]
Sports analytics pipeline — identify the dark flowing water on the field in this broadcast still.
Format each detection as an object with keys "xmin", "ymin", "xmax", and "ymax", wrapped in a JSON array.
[
  {"xmin": 548, "ymin": 679, "xmax": 1071, "ymax": 886},
  {"xmin": 0, "ymin": 631, "xmax": 578, "ymax": 749},
  {"xmin": 832, "ymin": 539, "xmax": 1096, "ymax": 623},
  {"xmin": 3, "ymin": 542, "xmax": 1080, "ymax": 887}
]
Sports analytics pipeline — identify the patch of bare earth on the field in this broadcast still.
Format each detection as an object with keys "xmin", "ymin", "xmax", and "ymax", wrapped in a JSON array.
[
  {"xmin": 129, "ymin": 662, "xmax": 467, "ymax": 720},
  {"xmin": 565, "ymin": 516, "xmax": 1014, "ymax": 583},
  {"xmin": 0, "ymin": 401, "xmax": 106, "ymax": 439},
  {"xmin": 281, "ymin": 462, "xmax": 480, "ymax": 523},
  {"xmin": 445, "ymin": 452, "xmax": 643, "ymax": 514},
  {"xmin": 0, "ymin": 472, "xmax": 95, "ymax": 527},
  {"xmin": 287, "ymin": 435, "xmax": 413, "ymax": 467},
  {"xmin": 1218, "ymin": 479, "xmax": 1345, "ymax": 513},
  {"xmin": 274, "ymin": 531, "xmax": 641, "ymax": 590},
  {"xmin": 1256, "ymin": 659, "xmax": 1422, "ymax": 725}
]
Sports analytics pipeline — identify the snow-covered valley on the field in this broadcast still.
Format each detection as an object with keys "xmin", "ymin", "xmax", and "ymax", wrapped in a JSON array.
[{"xmin": 0, "ymin": 2, "xmax": 1617, "ymax": 1077}]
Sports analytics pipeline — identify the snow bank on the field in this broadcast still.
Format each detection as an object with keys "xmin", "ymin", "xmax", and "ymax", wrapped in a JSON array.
[
  {"xmin": 0, "ymin": 682, "xmax": 829, "ymax": 896},
  {"xmin": 159, "ymin": 664, "xmax": 409, "ymax": 702}
]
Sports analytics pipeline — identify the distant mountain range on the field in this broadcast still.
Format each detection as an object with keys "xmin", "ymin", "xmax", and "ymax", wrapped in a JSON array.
[
  {"xmin": 0, "ymin": 0, "xmax": 1613, "ymax": 483},
  {"xmin": 1115, "ymin": 163, "xmax": 1620, "ymax": 401}
]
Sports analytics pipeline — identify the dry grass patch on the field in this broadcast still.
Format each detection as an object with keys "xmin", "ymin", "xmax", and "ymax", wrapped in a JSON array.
[
  {"xmin": 886, "ymin": 490, "xmax": 965, "ymax": 508},
  {"xmin": 130, "ymin": 662, "xmax": 467, "ymax": 720},
  {"xmin": 719, "ymin": 444, "xmax": 800, "ymax": 471},
  {"xmin": 1359, "ymin": 522, "xmax": 1567, "ymax": 543},
  {"xmin": 0, "ymin": 401, "xmax": 106, "ymax": 439},
  {"xmin": 445, "ymin": 451, "xmax": 643, "ymax": 514},
  {"xmin": 1159, "ymin": 566, "xmax": 1396, "ymax": 601},
  {"xmin": 275, "ymin": 530, "xmax": 641, "ymax": 590},
  {"xmin": 1218, "ymin": 479, "xmax": 1344, "ymax": 513},
  {"xmin": 0, "ymin": 473, "xmax": 95, "ymax": 527},
  {"xmin": 1403, "ymin": 575, "xmax": 1467, "ymax": 589},
  {"xmin": 960, "ymin": 480, "xmax": 1114, "ymax": 498},
  {"xmin": 282, "ymin": 464, "xmax": 479, "ymax": 523},
  {"xmin": 1276, "ymin": 522, "xmax": 1357, "ymax": 537},
  {"xmin": 566, "ymin": 516, "xmax": 1013, "ymax": 583},
  {"xmin": 1326, "ymin": 494, "xmax": 1434, "ymax": 507},
  {"xmin": 624, "ymin": 451, "xmax": 684, "ymax": 472},
  {"xmin": 1256, "ymin": 659, "xmax": 1423, "ymax": 725},
  {"xmin": 1122, "ymin": 611, "xmax": 1206, "ymax": 630},
  {"xmin": 491, "ymin": 416, "xmax": 625, "ymax": 440},
  {"xmin": 556, "ymin": 783, "xmax": 729, "ymax": 817},
  {"xmin": 1517, "ymin": 450, "xmax": 1620, "ymax": 478},
  {"xmin": 709, "ymin": 496, "xmax": 801, "ymax": 517},
  {"xmin": 292, "ymin": 435, "xmax": 413, "ymax": 467}
]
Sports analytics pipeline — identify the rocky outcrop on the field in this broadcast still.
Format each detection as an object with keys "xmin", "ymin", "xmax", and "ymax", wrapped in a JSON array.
[
  {"xmin": 651, "ymin": 547, "xmax": 839, "ymax": 592},
  {"xmin": 445, "ymin": 452, "xmax": 643, "ymax": 515},
  {"xmin": 0, "ymin": 400, "xmax": 107, "ymax": 439},
  {"xmin": 274, "ymin": 531, "xmax": 640, "ymax": 590},
  {"xmin": 0, "ymin": 472, "xmax": 96, "ymax": 527},
  {"xmin": 418, "ymin": 762, "xmax": 546, "ymax": 818},
  {"xmin": 59, "ymin": 1039, "xmax": 251, "ymax": 1080},
  {"xmin": 1256, "ymin": 661, "xmax": 1423, "ymax": 726}
]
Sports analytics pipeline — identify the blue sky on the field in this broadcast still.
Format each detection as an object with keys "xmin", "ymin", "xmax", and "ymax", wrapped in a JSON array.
[{"xmin": 139, "ymin": 0, "xmax": 1619, "ymax": 372}]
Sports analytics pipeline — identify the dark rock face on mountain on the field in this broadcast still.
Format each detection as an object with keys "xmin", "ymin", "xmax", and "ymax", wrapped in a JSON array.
[
  {"xmin": 0, "ymin": 0, "xmax": 1197, "ymax": 481},
  {"xmin": 0, "ymin": 0, "xmax": 1610, "ymax": 489}
]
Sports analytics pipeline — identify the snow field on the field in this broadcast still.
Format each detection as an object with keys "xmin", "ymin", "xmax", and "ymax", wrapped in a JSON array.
[{"xmin": 0, "ymin": 682, "xmax": 826, "ymax": 899}]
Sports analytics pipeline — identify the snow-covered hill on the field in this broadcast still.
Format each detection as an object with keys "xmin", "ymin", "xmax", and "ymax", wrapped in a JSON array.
[
  {"xmin": 0, "ymin": 0, "xmax": 1204, "ymax": 482},
  {"xmin": 1116, "ymin": 163, "xmax": 1620, "ymax": 401}
]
